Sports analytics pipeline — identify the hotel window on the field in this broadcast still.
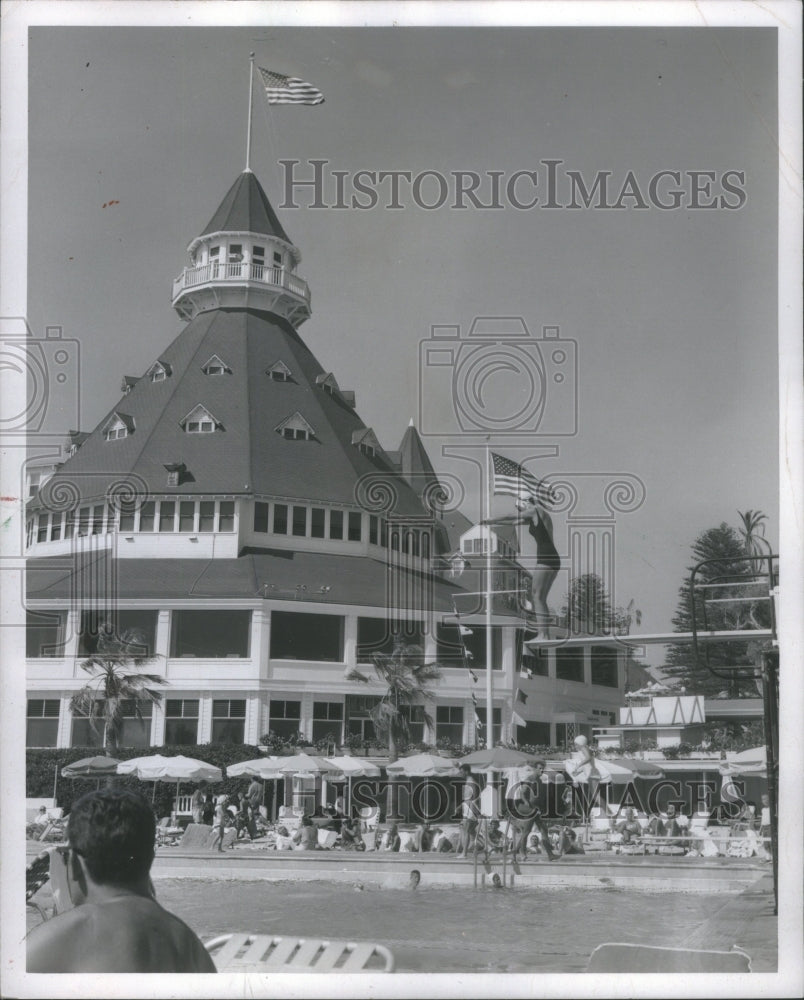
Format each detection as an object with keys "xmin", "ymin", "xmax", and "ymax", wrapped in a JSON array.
[
  {"xmin": 268, "ymin": 361, "xmax": 292, "ymax": 381},
  {"xmin": 209, "ymin": 246, "xmax": 220, "ymax": 276},
  {"xmin": 400, "ymin": 704, "xmax": 426, "ymax": 744},
  {"xmin": 149, "ymin": 363, "xmax": 170, "ymax": 383},
  {"xmin": 218, "ymin": 501, "xmax": 235, "ymax": 532},
  {"xmin": 357, "ymin": 619, "xmax": 424, "ymax": 663},
  {"xmin": 26, "ymin": 610, "xmax": 66, "ymax": 658},
  {"xmin": 254, "ymin": 502, "xmax": 269, "ymax": 533},
  {"xmin": 170, "ymin": 610, "xmax": 251, "ymax": 658},
  {"xmin": 50, "ymin": 512, "xmax": 63, "ymax": 541},
  {"xmin": 270, "ymin": 611, "xmax": 344, "ymax": 662},
  {"xmin": 76, "ymin": 507, "xmax": 91, "ymax": 536},
  {"xmin": 179, "ymin": 501, "xmax": 195, "ymax": 533},
  {"xmin": 273, "ymin": 250, "xmax": 283, "ymax": 267},
  {"xmin": 139, "ymin": 501, "xmax": 156, "ymax": 532},
  {"xmin": 78, "ymin": 610, "xmax": 157, "ymax": 657},
  {"xmin": 358, "ymin": 442, "xmax": 375, "ymax": 458},
  {"xmin": 348, "ymin": 512, "xmax": 362, "ymax": 542},
  {"xmin": 36, "ymin": 513, "xmax": 49, "ymax": 543},
  {"xmin": 211, "ymin": 700, "xmax": 246, "ymax": 743},
  {"xmin": 27, "ymin": 699, "xmax": 60, "ymax": 747},
  {"xmin": 292, "ymin": 505, "xmax": 307, "ymax": 537},
  {"xmin": 91, "ymin": 504, "xmax": 105, "ymax": 534},
  {"xmin": 590, "ymin": 646, "xmax": 619, "ymax": 688},
  {"xmin": 380, "ymin": 519, "xmax": 388, "ymax": 547},
  {"xmin": 273, "ymin": 504, "xmax": 288, "ymax": 534},
  {"xmin": 71, "ymin": 702, "xmax": 106, "ymax": 748},
  {"xmin": 311, "ymin": 508, "xmax": 325, "ymax": 538},
  {"xmin": 556, "ymin": 647, "xmax": 584, "ymax": 683},
  {"xmin": 202, "ymin": 355, "xmax": 229, "ymax": 376},
  {"xmin": 119, "ymin": 499, "xmax": 136, "ymax": 532},
  {"xmin": 268, "ymin": 700, "xmax": 301, "ymax": 741},
  {"xmin": 281, "ymin": 426, "xmax": 310, "ymax": 440},
  {"xmin": 312, "ymin": 702, "xmax": 343, "ymax": 744},
  {"xmin": 252, "ymin": 245, "xmax": 265, "ymax": 277},
  {"xmin": 119, "ymin": 699, "xmax": 153, "ymax": 748},
  {"xmin": 159, "ymin": 501, "xmax": 176, "ymax": 532},
  {"xmin": 515, "ymin": 720, "xmax": 551, "ymax": 747},
  {"xmin": 105, "ymin": 423, "xmax": 128, "ymax": 441},
  {"xmin": 345, "ymin": 694, "xmax": 380, "ymax": 742},
  {"xmin": 369, "ymin": 516, "xmax": 378, "ymax": 545},
  {"xmin": 199, "ymin": 501, "xmax": 215, "ymax": 532},
  {"xmin": 186, "ymin": 418, "xmax": 215, "ymax": 433},
  {"xmin": 64, "ymin": 510, "xmax": 75, "ymax": 539},
  {"xmin": 436, "ymin": 705, "xmax": 464, "ymax": 745},
  {"xmin": 329, "ymin": 510, "xmax": 343, "ymax": 540},
  {"xmin": 164, "ymin": 699, "xmax": 200, "ymax": 745},
  {"xmin": 436, "ymin": 623, "xmax": 502, "ymax": 671}
]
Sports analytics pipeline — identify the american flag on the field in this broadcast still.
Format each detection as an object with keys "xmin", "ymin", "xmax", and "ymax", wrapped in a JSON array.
[
  {"xmin": 259, "ymin": 68, "xmax": 325, "ymax": 106},
  {"xmin": 490, "ymin": 452, "xmax": 556, "ymax": 505}
]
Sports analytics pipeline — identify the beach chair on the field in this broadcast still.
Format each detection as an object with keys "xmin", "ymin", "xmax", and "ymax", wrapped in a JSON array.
[
  {"xmin": 586, "ymin": 942, "xmax": 752, "ymax": 973},
  {"xmin": 205, "ymin": 933, "xmax": 395, "ymax": 973},
  {"xmin": 358, "ymin": 805, "xmax": 380, "ymax": 833},
  {"xmin": 25, "ymin": 851, "xmax": 52, "ymax": 922},
  {"xmin": 317, "ymin": 828, "xmax": 338, "ymax": 849}
]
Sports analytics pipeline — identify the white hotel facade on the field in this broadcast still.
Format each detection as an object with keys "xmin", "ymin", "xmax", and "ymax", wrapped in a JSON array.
[{"xmin": 25, "ymin": 170, "xmax": 628, "ymax": 753}]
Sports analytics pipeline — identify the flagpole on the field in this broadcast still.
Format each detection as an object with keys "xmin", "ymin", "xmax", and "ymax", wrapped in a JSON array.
[
  {"xmin": 245, "ymin": 53, "xmax": 256, "ymax": 172},
  {"xmin": 485, "ymin": 442, "xmax": 493, "ymax": 748}
]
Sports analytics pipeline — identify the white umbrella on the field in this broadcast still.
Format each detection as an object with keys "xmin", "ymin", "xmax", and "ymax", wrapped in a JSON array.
[
  {"xmin": 226, "ymin": 757, "xmax": 286, "ymax": 779},
  {"xmin": 117, "ymin": 754, "xmax": 222, "ymax": 806},
  {"xmin": 386, "ymin": 753, "xmax": 461, "ymax": 777},
  {"xmin": 726, "ymin": 746, "xmax": 767, "ymax": 776},
  {"xmin": 327, "ymin": 756, "xmax": 382, "ymax": 816}
]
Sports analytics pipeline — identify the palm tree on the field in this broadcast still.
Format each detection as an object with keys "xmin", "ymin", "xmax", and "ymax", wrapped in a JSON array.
[
  {"xmin": 348, "ymin": 640, "xmax": 442, "ymax": 819},
  {"xmin": 737, "ymin": 509, "xmax": 769, "ymax": 565},
  {"xmin": 70, "ymin": 623, "xmax": 167, "ymax": 754}
]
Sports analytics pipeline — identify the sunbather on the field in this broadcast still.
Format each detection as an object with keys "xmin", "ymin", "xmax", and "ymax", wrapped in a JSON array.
[
  {"xmin": 614, "ymin": 807, "xmax": 642, "ymax": 844},
  {"xmin": 26, "ymin": 789, "xmax": 216, "ymax": 973}
]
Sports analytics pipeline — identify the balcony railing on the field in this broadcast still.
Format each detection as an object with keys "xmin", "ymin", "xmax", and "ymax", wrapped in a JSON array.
[{"xmin": 172, "ymin": 262, "xmax": 311, "ymax": 304}]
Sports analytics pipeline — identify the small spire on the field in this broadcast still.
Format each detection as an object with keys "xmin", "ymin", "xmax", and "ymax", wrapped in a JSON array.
[
  {"xmin": 408, "ymin": 417, "xmax": 414, "ymax": 427},
  {"xmin": 245, "ymin": 53, "xmax": 256, "ymax": 173}
]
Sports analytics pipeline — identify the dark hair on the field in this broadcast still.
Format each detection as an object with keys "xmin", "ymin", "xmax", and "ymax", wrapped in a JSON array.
[{"xmin": 68, "ymin": 789, "xmax": 155, "ymax": 886}]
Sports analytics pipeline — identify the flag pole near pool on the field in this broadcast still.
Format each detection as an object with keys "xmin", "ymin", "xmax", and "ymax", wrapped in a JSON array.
[
  {"xmin": 485, "ymin": 441, "xmax": 493, "ymax": 748},
  {"xmin": 245, "ymin": 53, "xmax": 256, "ymax": 172}
]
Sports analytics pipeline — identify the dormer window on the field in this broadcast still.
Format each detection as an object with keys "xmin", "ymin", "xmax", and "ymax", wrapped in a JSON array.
[
  {"xmin": 121, "ymin": 376, "xmax": 139, "ymax": 395},
  {"xmin": 103, "ymin": 412, "xmax": 134, "ymax": 442},
  {"xmin": 273, "ymin": 251, "xmax": 283, "ymax": 267},
  {"xmin": 164, "ymin": 462, "xmax": 187, "ymax": 487},
  {"xmin": 147, "ymin": 361, "xmax": 172, "ymax": 383},
  {"xmin": 316, "ymin": 372, "xmax": 340, "ymax": 397},
  {"xmin": 180, "ymin": 404, "xmax": 221, "ymax": 434},
  {"xmin": 267, "ymin": 360, "xmax": 292, "ymax": 382},
  {"xmin": 202, "ymin": 354, "xmax": 231, "ymax": 376},
  {"xmin": 351, "ymin": 427, "xmax": 381, "ymax": 459},
  {"xmin": 276, "ymin": 412, "xmax": 315, "ymax": 441}
]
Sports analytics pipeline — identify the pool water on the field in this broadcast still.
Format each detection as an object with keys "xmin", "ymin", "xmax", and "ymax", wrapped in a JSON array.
[{"xmin": 155, "ymin": 878, "xmax": 732, "ymax": 973}]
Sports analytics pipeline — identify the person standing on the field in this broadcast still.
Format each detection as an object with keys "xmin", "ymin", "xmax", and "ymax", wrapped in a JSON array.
[
  {"xmin": 210, "ymin": 795, "xmax": 228, "ymax": 852},
  {"xmin": 456, "ymin": 764, "xmax": 481, "ymax": 858},
  {"xmin": 246, "ymin": 777, "xmax": 263, "ymax": 817},
  {"xmin": 481, "ymin": 494, "xmax": 560, "ymax": 635},
  {"xmin": 190, "ymin": 780, "xmax": 207, "ymax": 825}
]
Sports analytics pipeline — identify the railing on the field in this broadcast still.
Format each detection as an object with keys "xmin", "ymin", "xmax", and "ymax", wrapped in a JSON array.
[{"xmin": 172, "ymin": 262, "xmax": 310, "ymax": 304}]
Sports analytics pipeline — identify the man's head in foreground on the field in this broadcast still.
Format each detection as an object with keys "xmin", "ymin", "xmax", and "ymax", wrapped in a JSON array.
[{"xmin": 67, "ymin": 788, "xmax": 156, "ymax": 890}]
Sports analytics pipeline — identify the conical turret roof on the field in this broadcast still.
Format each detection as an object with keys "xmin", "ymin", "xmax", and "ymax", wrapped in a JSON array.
[{"xmin": 199, "ymin": 171, "xmax": 292, "ymax": 245}]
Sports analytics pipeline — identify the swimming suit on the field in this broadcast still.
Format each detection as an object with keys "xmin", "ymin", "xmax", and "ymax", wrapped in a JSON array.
[{"xmin": 528, "ymin": 516, "xmax": 561, "ymax": 570}]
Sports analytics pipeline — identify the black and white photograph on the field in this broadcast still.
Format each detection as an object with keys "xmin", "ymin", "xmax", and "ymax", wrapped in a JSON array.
[{"xmin": 1, "ymin": 1, "xmax": 801, "ymax": 997}]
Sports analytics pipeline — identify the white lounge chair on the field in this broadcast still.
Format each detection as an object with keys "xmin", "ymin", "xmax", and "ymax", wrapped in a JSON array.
[{"xmin": 205, "ymin": 933, "xmax": 395, "ymax": 972}]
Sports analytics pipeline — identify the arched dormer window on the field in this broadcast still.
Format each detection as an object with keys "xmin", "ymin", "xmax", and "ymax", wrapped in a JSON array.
[
  {"xmin": 103, "ymin": 412, "xmax": 135, "ymax": 442},
  {"xmin": 201, "ymin": 354, "xmax": 231, "ymax": 376},
  {"xmin": 180, "ymin": 404, "xmax": 221, "ymax": 434},
  {"xmin": 267, "ymin": 360, "xmax": 293, "ymax": 382},
  {"xmin": 351, "ymin": 427, "xmax": 381, "ymax": 459},
  {"xmin": 276, "ymin": 411, "xmax": 315, "ymax": 441},
  {"xmin": 147, "ymin": 360, "xmax": 172, "ymax": 383}
]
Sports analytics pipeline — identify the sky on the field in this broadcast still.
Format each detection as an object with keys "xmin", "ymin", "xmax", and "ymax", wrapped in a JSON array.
[{"xmin": 22, "ymin": 22, "xmax": 781, "ymax": 666}]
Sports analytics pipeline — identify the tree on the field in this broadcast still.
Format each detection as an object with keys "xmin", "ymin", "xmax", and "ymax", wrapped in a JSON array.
[
  {"xmin": 348, "ymin": 640, "xmax": 442, "ymax": 819},
  {"xmin": 662, "ymin": 523, "xmax": 761, "ymax": 698},
  {"xmin": 559, "ymin": 573, "xmax": 614, "ymax": 635},
  {"xmin": 737, "ymin": 509, "xmax": 768, "ymax": 562},
  {"xmin": 70, "ymin": 623, "xmax": 167, "ymax": 754}
]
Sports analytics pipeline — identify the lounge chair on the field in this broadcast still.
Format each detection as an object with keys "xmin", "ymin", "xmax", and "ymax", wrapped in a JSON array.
[
  {"xmin": 205, "ymin": 933, "xmax": 395, "ymax": 973},
  {"xmin": 586, "ymin": 942, "xmax": 752, "ymax": 973}
]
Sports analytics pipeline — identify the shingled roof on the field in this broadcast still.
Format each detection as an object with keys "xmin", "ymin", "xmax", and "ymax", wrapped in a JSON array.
[{"xmin": 198, "ymin": 171, "xmax": 292, "ymax": 244}]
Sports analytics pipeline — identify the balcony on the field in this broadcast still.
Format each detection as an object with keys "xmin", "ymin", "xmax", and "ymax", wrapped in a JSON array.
[{"xmin": 172, "ymin": 261, "xmax": 311, "ymax": 324}]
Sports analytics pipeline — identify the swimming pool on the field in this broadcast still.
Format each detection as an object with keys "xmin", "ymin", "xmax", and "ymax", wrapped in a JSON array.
[{"xmin": 153, "ymin": 877, "xmax": 761, "ymax": 973}]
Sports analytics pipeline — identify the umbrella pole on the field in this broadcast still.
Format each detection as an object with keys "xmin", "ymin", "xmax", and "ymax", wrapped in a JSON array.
[{"xmin": 53, "ymin": 763, "xmax": 58, "ymax": 806}]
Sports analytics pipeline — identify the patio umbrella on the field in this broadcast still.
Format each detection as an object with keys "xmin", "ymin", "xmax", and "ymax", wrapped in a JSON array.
[
  {"xmin": 458, "ymin": 747, "xmax": 537, "ymax": 771},
  {"xmin": 226, "ymin": 757, "xmax": 286, "ymax": 779},
  {"xmin": 117, "ymin": 754, "xmax": 222, "ymax": 806},
  {"xmin": 61, "ymin": 755, "xmax": 122, "ymax": 792},
  {"xmin": 61, "ymin": 755, "xmax": 122, "ymax": 778},
  {"xmin": 561, "ymin": 756, "xmax": 657, "ymax": 785},
  {"xmin": 327, "ymin": 756, "xmax": 382, "ymax": 816},
  {"xmin": 386, "ymin": 753, "xmax": 461, "ymax": 824}
]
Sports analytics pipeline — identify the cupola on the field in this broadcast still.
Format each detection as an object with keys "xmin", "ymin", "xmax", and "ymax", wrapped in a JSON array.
[{"xmin": 171, "ymin": 171, "xmax": 311, "ymax": 326}]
